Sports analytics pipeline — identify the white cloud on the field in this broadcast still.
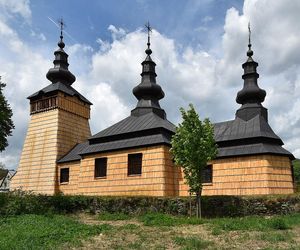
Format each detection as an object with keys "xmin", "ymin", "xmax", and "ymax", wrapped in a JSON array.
[
  {"xmin": 0, "ymin": 0, "xmax": 31, "ymax": 21},
  {"xmin": 108, "ymin": 25, "xmax": 126, "ymax": 41},
  {"xmin": 218, "ymin": 0, "xmax": 300, "ymax": 158},
  {"xmin": 1, "ymin": 0, "xmax": 300, "ymax": 171}
]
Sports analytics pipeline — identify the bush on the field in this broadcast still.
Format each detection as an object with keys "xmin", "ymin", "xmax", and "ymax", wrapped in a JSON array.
[
  {"xmin": 1, "ymin": 191, "xmax": 300, "ymax": 217},
  {"xmin": 293, "ymin": 159, "xmax": 300, "ymax": 192}
]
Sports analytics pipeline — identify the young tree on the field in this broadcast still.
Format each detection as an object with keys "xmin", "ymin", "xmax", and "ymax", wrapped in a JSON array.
[
  {"xmin": 0, "ymin": 77, "xmax": 14, "ymax": 152},
  {"xmin": 171, "ymin": 104, "xmax": 217, "ymax": 218}
]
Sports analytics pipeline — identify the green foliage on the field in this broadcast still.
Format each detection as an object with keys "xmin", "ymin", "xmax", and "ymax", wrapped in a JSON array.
[
  {"xmin": 0, "ymin": 214, "xmax": 112, "ymax": 250},
  {"xmin": 1, "ymin": 192, "xmax": 300, "ymax": 217},
  {"xmin": 171, "ymin": 104, "xmax": 217, "ymax": 194},
  {"xmin": 293, "ymin": 159, "xmax": 300, "ymax": 191},
  {"xmin": 173, "ymin": 236, "xmax": 213, "ymax": 249},
  {"xmin": 0, "ymin": 77, "xmax": 15, "ymax": 152}
]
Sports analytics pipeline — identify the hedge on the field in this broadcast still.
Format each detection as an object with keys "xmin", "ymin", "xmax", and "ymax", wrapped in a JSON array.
[{"xmin": 0, "ymin": 190, "xmax": 300, "ymax": 217}]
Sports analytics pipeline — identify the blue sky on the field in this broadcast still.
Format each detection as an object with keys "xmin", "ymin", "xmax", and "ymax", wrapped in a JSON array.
[
  {"xmin": 0, "ymin": 0, "xmax": 300, "ymax": 169},
  {"xmin": 13, "ymin": 0, "xmax": 242, "ymax": 53}
]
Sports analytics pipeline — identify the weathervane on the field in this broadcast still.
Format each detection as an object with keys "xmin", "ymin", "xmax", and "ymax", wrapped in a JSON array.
[{"xmin": 145, "ymin": 21, "xmax": 152, "ymax": 49}]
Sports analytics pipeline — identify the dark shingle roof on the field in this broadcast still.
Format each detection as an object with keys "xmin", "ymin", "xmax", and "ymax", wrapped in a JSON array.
[
  {"xmin": 57, "ymin": 142, "xmax": 89, "ymax": 163},
  {"xmin": 0, "ymin": 169, "xmax": 8, "ymax": 187},
  {"xmin": 58, "ymin": 113, "xmax": 294, "ymax": 163},
  {"xmin": 57, "ymin": 134, "xmax": 171, "ymax": 163},
  {"xmin": 0, "ymin": 169, "xmax": 8, "ymax": 180},
  {"xmin": 213, "ymin": 116, "xmax": 282, "ymax": 144},
  {"xmin": 90, "ymin": 112, "xmax": 175, "ymax": 141},
  {"xmin": 213, "ymin": 115, "xmax": 294, "ymax": 159},
  {"xmin": 58, "ymin": 112, "xmax": 175, "ymax": 163},
  {"xmin": 217, "ymin": 143, "xmax": 292, "ymax": 158},
  {"xmin": 28, "ymin": 82, "xmax": 92, "ymax": 105}
]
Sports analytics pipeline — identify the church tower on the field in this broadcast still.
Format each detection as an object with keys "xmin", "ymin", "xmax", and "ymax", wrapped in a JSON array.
[{"xmin": 11, "ymin": 28, "xmax": 92, "ymax": 194}]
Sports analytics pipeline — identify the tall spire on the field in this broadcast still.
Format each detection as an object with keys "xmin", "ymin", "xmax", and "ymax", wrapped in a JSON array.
[
  {"xmin": 235, "ymin": 24, "xmax": 267, "ymax": 121},
  {"xmin": 46, "ymin": 18, "xmax": 76, "ymax": 85},
  {"xmin": 131, "ymin": 22, "xmax": 166, "ymax": 119}
]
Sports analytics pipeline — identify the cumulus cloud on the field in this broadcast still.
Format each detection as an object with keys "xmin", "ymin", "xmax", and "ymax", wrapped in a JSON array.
[
  {"xmin": 0, "ymin": 0, "xmax": 31, "ymax": 21},
  {"xmin": 1, "ymin": 0, "xmax": 300, "ymax": 170},
  {"xmin": 219, "ymin": 0, "xmax": 300, "ymax": 158}
]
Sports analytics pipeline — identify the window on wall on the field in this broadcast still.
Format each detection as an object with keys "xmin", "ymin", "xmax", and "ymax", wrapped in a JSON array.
[
  {"xmin": 202, "ymin": 165, "xmax": 213, "ymax": 184},
  {"xmin": 60, "ymin": 168, "xmax": 69, "ymax": 183},
  {"xmin": 128, "ymin": 153, "xmax": 142, "ymax": 176},
  {"xmin": 95, "ymin": 158, "xmax": 107, "ymax": 178}
]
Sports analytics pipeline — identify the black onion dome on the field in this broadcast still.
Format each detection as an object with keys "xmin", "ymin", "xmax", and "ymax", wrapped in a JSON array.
[
  {"xmin": 46, "ymin": 35, "xmax": 76, "ymax": 85},
  {"xmin": 236, "ymin": 43, "xmax": 266, "ymax": 105},
  {"xmin": 133, "ymin": 47, "xmax": 164, "ymax": 100},
  {"xmin": 131, "ymin": 40, "xmax": 166, "ymax": 118}
]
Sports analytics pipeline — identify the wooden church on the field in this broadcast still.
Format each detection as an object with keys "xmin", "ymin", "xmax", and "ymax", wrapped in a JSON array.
[{"xmin": 11, "ymin": 27, "xmax": 295, "ymax": 196}]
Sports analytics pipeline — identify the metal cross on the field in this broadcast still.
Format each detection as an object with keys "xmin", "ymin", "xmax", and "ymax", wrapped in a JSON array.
[
  {"xmin": 145, "ymin": 21, "xmax": 152, "ymax": 47},
  {"xmin": 58, "ymin": 18, "xmax": 65, "ymax": 38},
  {"xmin": 248, "ymin": 21, "xmax": 251, "ymax": 45}
]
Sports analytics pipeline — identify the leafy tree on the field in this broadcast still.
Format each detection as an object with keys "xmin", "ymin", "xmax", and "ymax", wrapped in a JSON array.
[
  {"xmin": 0, "ymin": 77, "xmax": 14, "ymax": 152},
  {"xmin": 293, "ymin": 159, "xmax": 300, "ymax": 192},
  {"xmin": 171, "ymin": 104, "xmax": 217, "ymax": 218}
]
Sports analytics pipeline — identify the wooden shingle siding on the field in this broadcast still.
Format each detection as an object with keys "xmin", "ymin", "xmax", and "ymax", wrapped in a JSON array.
[{"xmin": 11, "ymin": 95, "xmax": 91, "ymax": 195}]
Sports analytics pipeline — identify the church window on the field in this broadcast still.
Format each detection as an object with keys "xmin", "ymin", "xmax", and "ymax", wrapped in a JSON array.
[
  {"xmin": 60, "ymin": 168, "xmax": 69, "ymax": 183},
  {"xmin": 202, "ymin": 165, "xmax": 213, "ymax": 184},
  {"xmin": 128, "ymin": 153, "xmax": 142, "ymax": 176},
  {"xmin": 95, "ymin": 157, "xmax": 107, "ymax": 178}
]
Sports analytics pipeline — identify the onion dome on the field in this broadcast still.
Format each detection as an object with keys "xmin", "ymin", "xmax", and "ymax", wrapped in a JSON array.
[
  {"xmin": 131, "ymin": 25, "xmax": 166, "ymax": 119},
  {"xmin": 46, "ymin": 32, "xmax": 75, "ymax": 85},
  {"xmin": 236, "ymin": 42, "xmax": 266, "ymax": 105},
  {"xmin": 235, "ymin": 25, "xmax": 268, "ymax": 121}
]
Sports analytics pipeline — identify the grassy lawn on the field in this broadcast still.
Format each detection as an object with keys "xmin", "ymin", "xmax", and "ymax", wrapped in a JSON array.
[
  {"xmin": 1, "ymin": 212, "xmax": 300, "ymax": 249},
  {"xmin": 0, "ymin": 214, "xmax": 111, "ymax": 250}
]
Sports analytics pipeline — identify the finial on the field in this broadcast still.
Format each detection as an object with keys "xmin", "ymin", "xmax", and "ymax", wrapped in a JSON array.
[
  {"xmin": 247, "ymin": 21, "xmax": 253, "ymax": 58},
  {"xmin": 57, "ymin": 18, "xmax": 65, "ymax": 49},
  {"xmin": 145, "ymin": 21, "xmax": 152, "ymax": 55}
]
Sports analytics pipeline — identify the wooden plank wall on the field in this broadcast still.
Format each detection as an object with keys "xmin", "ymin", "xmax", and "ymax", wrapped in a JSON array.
[
  {"xmin": 11, "ymin": 95, "xmax": 91, "ymax": 195},
  {"xmin": 58, "ymin": 145, "xmax": 177, "ymax": 196},
  {"xmin": 58, "ymin": 146, "xmax": 294, "ymax": 196},
  {"xmin": 177, "ymin": 155, "xmax": 294, "ymax": 196}
]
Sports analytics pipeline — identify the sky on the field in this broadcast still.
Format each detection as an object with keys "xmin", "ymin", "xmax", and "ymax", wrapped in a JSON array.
[{"xmin": 0, "ymin": 0, "xmax": 299, "ymax": 170}]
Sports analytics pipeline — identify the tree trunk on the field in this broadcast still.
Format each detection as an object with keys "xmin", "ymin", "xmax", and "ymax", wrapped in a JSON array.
[
  {"xmin": 196, "ymin": 188, "xmax": 203, "ymax": 219},
  {"xmin": 196, "ymin": 192, "xmax": 200, "ymax": 218},
  {"xmin": 199, "ymin": 187, "xmax": 202, "ymax": 219},
  {"xmin": 189, "ymin": 192, "xmax": 192, "ymax": 217}
]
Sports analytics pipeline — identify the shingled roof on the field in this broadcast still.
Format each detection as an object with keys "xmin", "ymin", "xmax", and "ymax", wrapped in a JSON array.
[
  {"xmin": 213, "ymin": 39, "xmax": 294, "ymax": 159},
  {"xmin": 57, "ymin": 32, "xmax": 294, "ymax": 163},
  {"xmin": 28, "ymin": 82, "xmax": 92, "ymax": 104},
  {"xmin": 58, "ymin": 34, "xmax": 176, "ymax": 163},
  {"xmin": 28, "ymin": 31, "xmax": 92, "ymax": 105}
]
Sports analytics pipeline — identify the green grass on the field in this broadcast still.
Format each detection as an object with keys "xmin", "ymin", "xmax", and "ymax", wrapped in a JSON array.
[
  {"xmin": 98, "ymin": 212, "xmax": 132, "ymax": 221},
  {"xmin": 206, "ymin": 214, "xmax": 300, "ymax": 232},
  {"xmin": 173, "ymin": 236, "xmax": 213, "ymax": 249},
  {"xmin": 0, "ymin": 214, "xmax": 113, "ymax": 250},
  {"xmin": 259, "ymin": 231, "xmax": 294, "ymax": 243},
  {"xmin": 138, "ymin": 212, "xmax": 203, "ymax": 226}
]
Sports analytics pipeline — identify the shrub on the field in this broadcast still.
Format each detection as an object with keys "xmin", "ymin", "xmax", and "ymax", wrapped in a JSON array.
[{"xmin": 1, "ymin": 191, "xmax": 300, "ymax": 217}]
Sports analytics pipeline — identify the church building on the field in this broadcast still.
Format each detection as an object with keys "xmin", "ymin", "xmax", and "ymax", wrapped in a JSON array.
[{"xmin": 11, "ymin": 27, "xmax": 295, "ymax": 196}]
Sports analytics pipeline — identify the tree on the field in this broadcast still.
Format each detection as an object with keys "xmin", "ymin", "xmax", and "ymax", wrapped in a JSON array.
[
  {"xmin": 171, "ymin": 104, "xmax": 217, "ymax": 218},
  {"xmin": 0, "ymin": 77, "xmax": 14, "ymax": 152}
]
